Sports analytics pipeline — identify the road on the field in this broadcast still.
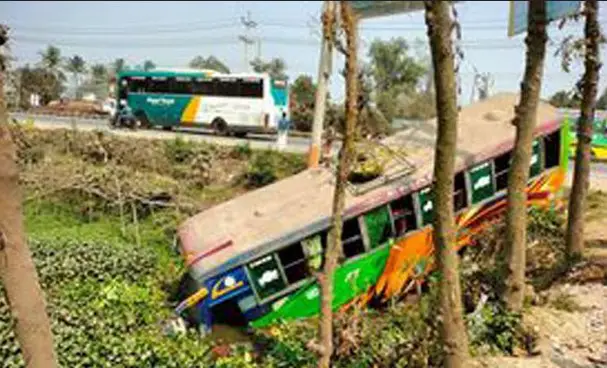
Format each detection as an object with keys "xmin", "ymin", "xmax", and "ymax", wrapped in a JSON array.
[{"xmin": 9, "ymin": 112, "xmax": 317, "ymax": 154}]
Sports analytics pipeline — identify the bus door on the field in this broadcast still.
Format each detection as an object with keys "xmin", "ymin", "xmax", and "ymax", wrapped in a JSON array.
[{"xmin": 205, "ymin": 267, "xmax": 256, "ymax": 329}]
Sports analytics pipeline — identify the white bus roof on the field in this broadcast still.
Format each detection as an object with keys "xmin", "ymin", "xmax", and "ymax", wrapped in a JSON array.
[
  {"xmin": 147, "ymin": 67, "xmax": 276, "ymax": 80},
  {"xmin": 178, "ymin": 93, "xmax": 560, "ymax": 281}
]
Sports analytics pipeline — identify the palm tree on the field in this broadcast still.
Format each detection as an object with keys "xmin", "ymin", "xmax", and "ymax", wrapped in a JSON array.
[
  {"xmin": 565, "ymin": 0, "xmax": 601, "ymax": 259},
  {"xmin": 143, "ymin": 60, "xmax": 156, "ymax": 71},
  {"xmin": 112, "ymin": 58, "xmax": 127, "ymax": 75},
  {"xmin": 503, "ymin": 0, "xmax": 548, "ymax": 312},
  {"xmin": 250, "ymin": 57, "xmax": 287, "ymax": 79},
  {"xmin": 1, "ymin": 24, "xmax": 59, "ymax": 367},
  {"xmin": 423, "ymin": 2, "xmax": 469, "ymax": 366},
  {"xmin": 65, "ymin": 55, "xmax": 86, "ymax": 99},
  {"xmin": 38, "ymin": 45, "xmax": 64, "ymax": 81},
  {"xmin": 90, "ymin": 64, "xmax": 107, "ymax": 83},
  {"xmin": 188, "ymin": 55, "xmax": 230, "ymax": 73}
]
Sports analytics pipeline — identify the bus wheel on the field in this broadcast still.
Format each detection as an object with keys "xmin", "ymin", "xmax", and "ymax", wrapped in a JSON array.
[
  {"xmin": 212, "ymin": 118, "xmax": 229, "ymax": 136},
  {"xmin": 135, "ymin": 111, "xmax": 151, "ymax": 129}
]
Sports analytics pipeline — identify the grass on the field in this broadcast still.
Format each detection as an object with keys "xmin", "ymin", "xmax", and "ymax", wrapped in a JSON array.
[{"xmin": 549, "ymin": 291, "xmax": 585, "ymax": 313}]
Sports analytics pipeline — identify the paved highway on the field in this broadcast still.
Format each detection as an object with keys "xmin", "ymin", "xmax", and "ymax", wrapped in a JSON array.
[{"xmin": 9, "ymin": 112, "xmax": 317, "ymax": 154}]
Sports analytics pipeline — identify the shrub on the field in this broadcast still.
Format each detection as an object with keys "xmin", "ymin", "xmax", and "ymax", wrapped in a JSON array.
[{"xmin": 243, "ymin": 150, "xmax": 306, "ymax": 189}]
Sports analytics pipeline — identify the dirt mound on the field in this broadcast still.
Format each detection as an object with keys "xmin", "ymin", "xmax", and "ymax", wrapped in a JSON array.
[{"xmin": 33, "ymin": 99, "xmax": 107, "ymax": 116}]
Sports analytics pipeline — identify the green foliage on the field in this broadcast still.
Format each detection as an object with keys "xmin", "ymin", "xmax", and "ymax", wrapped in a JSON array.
[
  {"xmin": 0, "ymin": 201, "xmax": 214, "ymax": 367},
  {"xmin": 549, "ymin": 291, "xmax": 584, "ymax": 312},
  {"xmin": 189, "ymin": 55, "xmax": 230, "ymax": 74},
  {"xmin": 252, "ymin": 288, "xmax": 444, "ymax": 368},
  {"xmin": 290, "ymin": 74, "xmax": 317, "ymax": 132},
  {"xmin": 250, "ymin": 57, "xmax": 288, "ymax": 80},
  {"xmin": 142, "ymin": 60, "xmax": 156, "ymax": 71},
  {"xmin": 366, "ymin": 37, "xmax": 429, "ymax": 123},
  {"xmin": 17, "ymin": 65, "xmax": 65, "ymax": 108},
  {"xmin": 164, "ymin": 136, "xmax": 200, "ymax": 164},
  {"xmin": 467, "ymin": 303, "xmax": 524, "ymax": 355},
  {"xmin": 242, "ymin": 150, "xmax": 306, "ymax": 189},
  {"xmin": 231, "ymin": 142, "xmax": 253, "ymax": 159},
  {"xmin": 65, "ymin": 54, "xmax": 86, "ymax": 75}
]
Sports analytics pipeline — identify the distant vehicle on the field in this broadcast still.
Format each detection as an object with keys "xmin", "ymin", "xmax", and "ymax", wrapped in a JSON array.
[
  {"xmin": 562, "ymin": 110, "xmax": 607, "ymax": 160},
  {"xmin": 101, "ymin": 98, "xmax": 117, "ymax": 116},
  {"xmin": 112, "ymin": 69, "xmax": 289, "ymax": 137},
  {"xmin": 173, "ymin": 93, "xmax": 570, "ymax": 333}
]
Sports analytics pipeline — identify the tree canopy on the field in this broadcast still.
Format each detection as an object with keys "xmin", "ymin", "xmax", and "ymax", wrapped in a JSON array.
[
  {"xmin": 250, "ymin": 57, "xmax": 288, "ymax": 80},
  {"xmin": 188, "ymin": 56, "xmax": 230, "ymax": 74}
]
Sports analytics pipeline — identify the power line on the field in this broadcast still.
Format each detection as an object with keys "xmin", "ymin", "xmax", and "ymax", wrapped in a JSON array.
[
  {"xmin": 9, "ymin": 16, "xmax": 606, "ymax": 36},
  {"xmin": 4, "ymin": 18, "xmax": 241, "ymax": 33},
  {"xmin": 11, "ymin": 34, "xmax": 573, "ymax": 51}
]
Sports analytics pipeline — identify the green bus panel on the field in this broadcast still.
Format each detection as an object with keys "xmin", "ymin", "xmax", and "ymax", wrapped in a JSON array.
[
  {"xmin": 127, "ymin": 94, "xmax": 192, "ymax": 126},
  {"xmin": 418, "ymin": 187, "xmax": 434, "ymax": 226},
  {"xmin": 250, "ymin": 245, "xmax": 391, "ymax": 328},
  {"xmin": 364, "ymin": 206, "xmax": 392, "ymax": 249},
  {"xmin": 469, "ymin": 162, "xmax": 494, "ymax": 204},
  {"xmin": 530, "ymin": 139, "xmax": 542, "ymax": 177}
]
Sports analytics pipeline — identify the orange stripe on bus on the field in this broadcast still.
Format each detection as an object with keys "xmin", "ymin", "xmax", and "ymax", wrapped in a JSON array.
[{"xmin": 181, "ymin": 96, "xmax": 200, "ymax": 124}]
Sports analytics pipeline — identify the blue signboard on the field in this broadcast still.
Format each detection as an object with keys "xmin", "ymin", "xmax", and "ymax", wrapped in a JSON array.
[{"xmin": 508, "ymin": 0, "xmax": 581, "ymax": 37}]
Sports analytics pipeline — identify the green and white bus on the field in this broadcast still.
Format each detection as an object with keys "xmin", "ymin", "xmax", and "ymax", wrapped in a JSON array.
[{"xmin": 113, "ymin": 68, "xmax": 289, "ymax": 137}]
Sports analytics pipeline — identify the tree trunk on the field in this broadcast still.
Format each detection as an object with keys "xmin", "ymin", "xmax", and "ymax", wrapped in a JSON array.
[
  {"xmin": 503, "ymin": 0, "xmax": 547, "ymax": 312},
  {"xmin": 0, "ymin": 26, "xmax": 59, "ymax": 368},
  {"xmin": 565, "ymin": 0, "xmax": 601, "ymax": 260},
  {"xmin": 317, "ymin": 3, "xmax": 358, "ymax": 368},
  {"xmin": 424, "ymin": 2, "xmax": 469, "ymax": 367}
]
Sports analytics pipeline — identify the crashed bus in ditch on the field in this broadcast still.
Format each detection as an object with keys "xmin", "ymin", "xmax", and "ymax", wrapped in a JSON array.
[{"xmin": 174, "ymin": 93, "xmax": 570, "ymax": 333}]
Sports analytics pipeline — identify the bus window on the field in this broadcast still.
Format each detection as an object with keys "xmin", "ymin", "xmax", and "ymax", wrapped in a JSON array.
[
  {"xmin": 453, "ymin": 172, "xmax": 468, "ymax": 212},
  {"xmin": 418, "ymin": 187, "xmax": 434, "ymax": 226},
  {"xmin": 301, "ymin": 234, "xmax": 323, "ymax": 272},
  {"xmin": 128, "ymin": 77, "xmax": 148, "ymax": 94},
  {"xmin": 215, "ymin": 78, "xmax": 239, "ymax": 97},
  {"xmin": 494, "ymin": 150, "xmax": 512, "ymax": 191},
  {"xmin": 171, "ymin": 77, "xmax": 193, "ymax": 95},
  {"xmin": 363, "ymin": 205, "xmax": 393, "ymax": 248},
  {"xmin": 342, "ymin": 218, "xmax": 365, "ymax": 259},
  {"xmin": 149, "ymin": 77, "xmax": 171, "ymax": 94},
  {"xmin": 192, "ymin": 78, "xmax": 214, "ymax": 95},
  {"xmin": 544, "ymin": 130, "xmax": 561, "ymax": 169},
  {"xmin": 277, "ymin": 243, "xmax": 310, "ymax": 284},
  {"xmin": 247, "ymin": 254, "xmax": 287, "ymax": 300},
  {"xmin": 240, "ymin": 79, "xmax": 263, "ymax": 98},
  {"xmin": 468, "ymin": 162, "xmax": 494, "ymax": 204},
  {"xmin": 390, "ymin": 194, "xmax": 417, "ymax": 237},
  {"xmin": 530, "ymin": 139, "xmax": 542, "ymax": 177}
]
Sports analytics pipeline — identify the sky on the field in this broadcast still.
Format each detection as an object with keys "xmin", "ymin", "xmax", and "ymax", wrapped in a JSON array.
[{"xmin": 2, "ymin": 1, "xmax": 607, "ymax": 106}]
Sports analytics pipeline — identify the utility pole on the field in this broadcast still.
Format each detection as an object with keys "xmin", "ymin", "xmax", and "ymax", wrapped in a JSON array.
[
  {"xmin": 308, "ymin": 0, "xmax": 335, "ymax": 169},
  {"xmin": 240, "ymin": 11, "xmax": 257, "ymax": 72}
]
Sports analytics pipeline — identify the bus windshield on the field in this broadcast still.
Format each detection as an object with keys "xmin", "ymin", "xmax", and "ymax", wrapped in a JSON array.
[{"xmin": 271, "ymin": 79, "xmax": 288, "ymax": 107}]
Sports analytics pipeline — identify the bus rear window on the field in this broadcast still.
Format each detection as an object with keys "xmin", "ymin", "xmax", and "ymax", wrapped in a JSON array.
[{"xmin": 240, "ymin": 80, "xmax": 263, "ymax": 98}]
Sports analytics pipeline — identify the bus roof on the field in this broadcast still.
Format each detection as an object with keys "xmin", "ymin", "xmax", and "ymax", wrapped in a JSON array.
[
  {"xmin": 116, "ymin": 69, "xmax": 275, "ymax": 81},
  {"xmin": 178, "ymin": 92, "xmax": 561, "ymax": 281}
]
